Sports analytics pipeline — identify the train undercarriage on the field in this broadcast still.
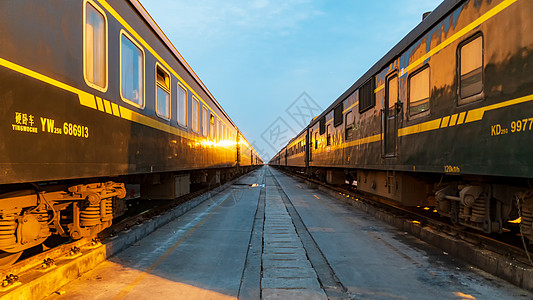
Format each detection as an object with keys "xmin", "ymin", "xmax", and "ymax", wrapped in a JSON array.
[
  {"xmin": 0, "ymin": 182, "xmax": 127, "ymax": 267},
  {"xmin": 0, "ymin": 166, "xmax": 258, "ymax": 268},
  {"xmin": 282, "ymin": 166, "xmax": 533, "ymax": 242}
]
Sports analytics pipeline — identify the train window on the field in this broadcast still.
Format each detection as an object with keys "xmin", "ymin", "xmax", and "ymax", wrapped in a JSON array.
[
  {"xmin": 192, "ymin": 96, "xmax": 199, "ymax": 133},
  {"xmin": 155, "ymin": 64, "xmax": 170, "ymax": 120},
  {"xmin": 177, "ymin": 83, "xmax": 187, "ymax": 127},
  {"xmin": 359, "ymin": 77, "xmax": 375, "ymax": 113},
  {"xmin": 408, "ymin": 65, "xmax": 430, "ymax": 117},
  {"xmin": 387, "ymin": 74, "xmax": 398, "ymax": 106},
  {"xmin": 120, "ymin": 32, "xmax": 144, "ymax": 108},
  {"xmin": 217, "ymin": 119, "xmax": 222, "ymax": 141},
  {"xmin": 333, "ymin": 103, "xmax": 343, "ymax": 127},
  {"xmin": 215, "ymin": 117, "xmax": 219, "ymax": 140},
  {"xmin": 202, "ymin": 106, "xmax": 208, "ymax": 136},
  {"xmin": 209, "ymin": 114, "xmax": 215, "ymax": 140},
  {"xmin": 84, "ymin": 1, "xmax": 107, "ymax": 92},
  {"xmin": 458, "ymin": 34, "xmax": 483, "ymax": 103},
  {"xmin": 326, "ymin": 124, "xmax": 331, "ymax": 146},
  {"xmin": 218, "ymin": 120, "xmax": 224, "ymax": 140},
  {"xmin": 314, "ymin": 132, "xmax": 318, "ymax": 149},
  {"xmin": 319, "ymin": 117, "xmax": 325, "ymax": 134},
  {"xmin": 345, "ymin": 111, "xmax": 354, "ymax": 141}
]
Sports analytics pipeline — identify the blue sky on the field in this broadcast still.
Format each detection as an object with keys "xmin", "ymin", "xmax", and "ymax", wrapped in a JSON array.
[{"xmin": 141, "ymin": 0, "xmax": 443, "ymax": 161}]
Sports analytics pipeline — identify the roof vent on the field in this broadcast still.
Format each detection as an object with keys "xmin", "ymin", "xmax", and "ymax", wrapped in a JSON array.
[{"xmin": 422, "ymin": 11, "xmax": 432, "ymax": 20}]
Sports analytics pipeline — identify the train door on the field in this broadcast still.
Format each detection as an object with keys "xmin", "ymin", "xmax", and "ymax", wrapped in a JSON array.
[{"xmin": 382, "ymin": 72, "xmax": 399, "ymax": 157}]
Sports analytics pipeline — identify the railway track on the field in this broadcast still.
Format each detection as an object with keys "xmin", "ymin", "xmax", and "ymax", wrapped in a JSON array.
[{"xmin": 278, "ymin": 168, "xmax": 533, "ymax": 267}]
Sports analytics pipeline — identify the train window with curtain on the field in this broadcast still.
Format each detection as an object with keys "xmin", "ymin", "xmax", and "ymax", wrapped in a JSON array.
[
  {"xmin": 202, "ymin": 106, "xmax": 208, "ymax": 136},
  {"xmin": 359, "ymin": 77, "xmax": 375, "ymax": 113},
  {"xmin": 458, "ymin": 34, "xmax": 483, "ymax": 103},
  {"xmin": 177, "ymin": 83, "xmax": 187, "ymax": 127},
  {"xmin": 408, "ymin": 65, "xmax": 430, "ymax": 117},
  {"xmin": 120, "ymin": 32, "xmax": 144, "ymax": 108},
  {"xmin": 326, "ymin": 124, "xmax": 331, "ymax": 146},
  {"xmin": 334, "ymin": 103, "xmax": 343, "ymax": 127},
  {"xmin": 84, "ymin": 1, "xmax": 107, "ymax": 91},
  {"xmin": 209, "ymin": 114, "xmax": 215, "ymax": 140},
  {"xmin": 155, "ymin": 64, "xmax": 170, "ymax": 120},
  {"xmin": 345, "ymin": 111, "xmax": 354, "ymax": 141},
  {"xmin": 192, "ymin": 96, "xmax": 199, "ymax": 133}
]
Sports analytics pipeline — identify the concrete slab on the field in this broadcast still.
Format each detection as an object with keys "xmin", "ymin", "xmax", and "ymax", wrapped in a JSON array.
[
  {"xmin": 261, "ymin": 277, "xmax": 322, "ymax": 289},
  {"xmin": 262, "ymin": 288, "xmax": 326, "ymax": 300},
  {"xmin": 262, "ymin": 267, "xmax": 318, "ymax": 278},
  {"xmin": 263, "ymin": 253, "xmax": 307, "ymax": 260},
  {"xmin": 263, "ymin": 249, "xmax": 307, "ymax": 256}
]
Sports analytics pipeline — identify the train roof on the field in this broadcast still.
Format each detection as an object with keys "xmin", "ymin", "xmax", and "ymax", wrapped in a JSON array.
[
  {"xmin": 271, "ymin": 0, "xmax": 462, "ymax": 158},
  {"xmin": 128, "ymin": 0, "xmax": 236, "ymax": 128},
  {"xmin": 309, "ymin": 0, "xmax": 463, "ymax": 127},
  {"xmin": 129, "ymin": 0, "xmax": 262, "ymax": 160}
]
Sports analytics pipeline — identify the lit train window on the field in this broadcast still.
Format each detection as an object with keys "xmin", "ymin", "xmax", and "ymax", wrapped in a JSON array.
[
  {"xmin": 458, "ymin": 34, "xmax": 483, "ymax": 103},
  {"xmin": 155, "ymin": 64, "xmax": 170, "ymax": 120},
  {"xmin": 218, "ymin": 119, "xmax": 222, "ymax": 141},
  {"xmin": 408, "ymin": 65, "xmax": 430, "ymax": 117},
  {"xmin": 215, "ymin": 119, "xmax": 219, "ymax": 141},
  {"xmin": 209, "ymin": 114, "xmax": 215, "ymax": 140},
  {"xmin": 345, "ymin": 111, "xmax": 354, "ymax": 141},
  {"xmin": 177, "ymin": 83, "xmax": 187, "ymax": 127},
  {"xmin": 192, "ymin": 96, "xmax": 199, "ymax": 132},
  {"xmin": 326, "ymin": 124, "xmax": 331, "ymax": 146},
  {"xmin": 387, "ymin": 75, "xmax": 398, "ymax": 106},
  {"xmin": 223, "ymin": 125, "xmax": 227, "ymax": 140},
  {"xmin": 120, "ymin": 32, "xmax": 144, "ymax": 108},
  {"xmin": 202, "ymin": 106, "xmax": 208, "ymax": 136},
  {"xmin": 84, "ymin": 1, "xmax": 107, "ymax": 92}
]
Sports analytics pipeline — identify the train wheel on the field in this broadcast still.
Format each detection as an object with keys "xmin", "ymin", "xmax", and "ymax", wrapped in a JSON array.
[{"xmin": 0, "ymin": 251, "xmax": 22, "ymax": 269}]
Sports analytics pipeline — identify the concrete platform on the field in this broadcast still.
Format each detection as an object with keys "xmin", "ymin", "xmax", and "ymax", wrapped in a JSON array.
[{"xmin": 39, "ymin": 166, "xmax": 532, "ymax": 299}]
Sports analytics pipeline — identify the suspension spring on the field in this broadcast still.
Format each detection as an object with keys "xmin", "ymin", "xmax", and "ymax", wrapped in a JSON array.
[
  {"xmin": 101, "ymin": 198, "xmax": 113, "ymax": 222},
  {"xmin": 522, "ymin": 209, "xmax": 533, "ymax": 237},
  {"xmin": 80, "ymin": 204, "xmax": 101, "ymax": 227},
  {"xmin": 471, "ymin": 199, "xmax": 486, "ymax": 222},
  {"xmin": 0, "ymin": 216, "xmax": 17, "ymax": 248}
]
